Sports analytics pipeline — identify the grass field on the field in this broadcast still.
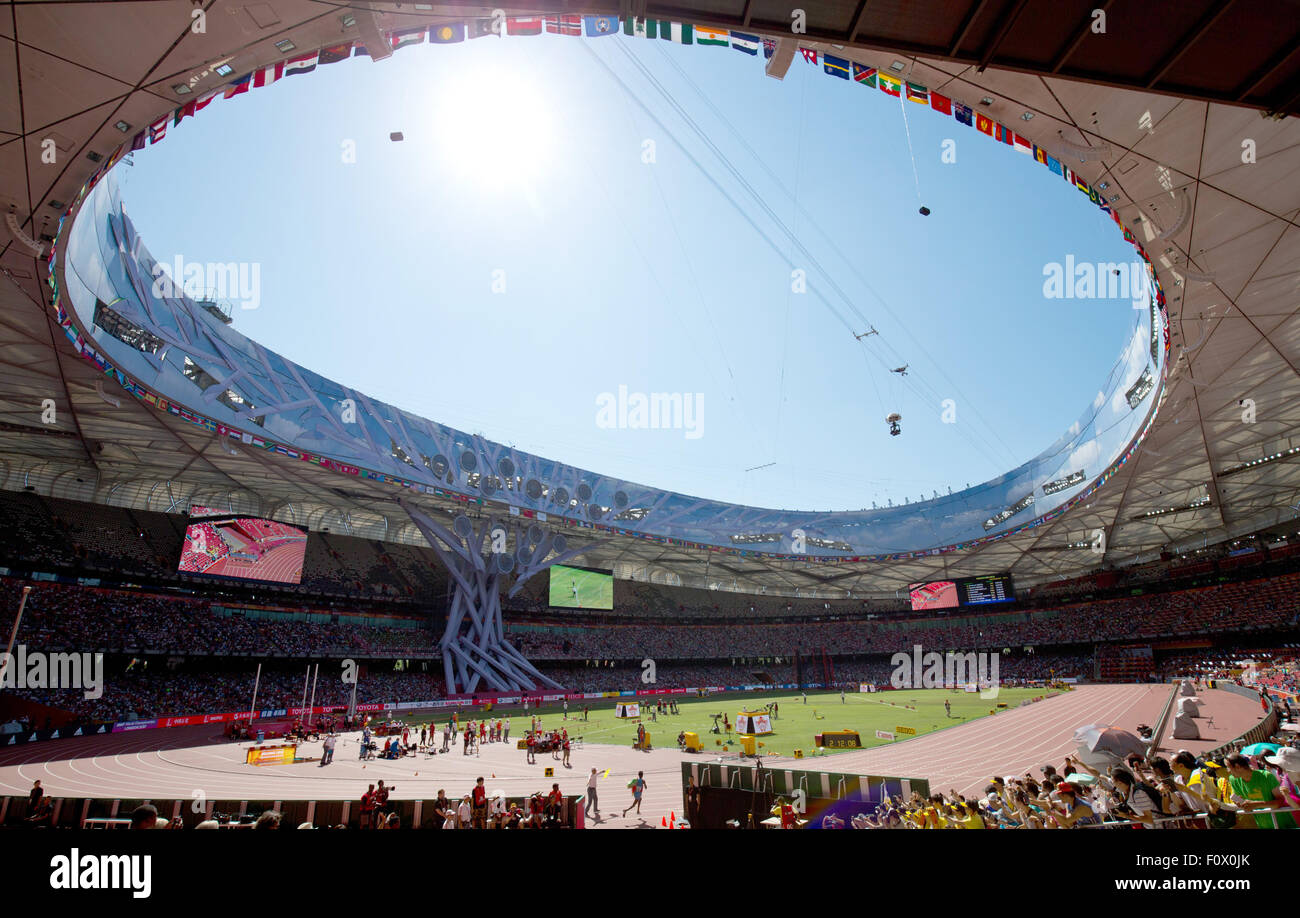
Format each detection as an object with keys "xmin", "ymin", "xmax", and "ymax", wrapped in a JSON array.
[
  {"xmin": 548, "ymin": 565, "xmax": 613, "ymax": 610},
  {"xmin": 402, "ymin": 687, "xmax": 1052, "ymax": 758}
]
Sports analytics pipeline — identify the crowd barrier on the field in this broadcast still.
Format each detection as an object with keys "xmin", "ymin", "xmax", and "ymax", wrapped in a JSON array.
[{"xmin": 1080, "ymin": 805, "xmax": 1300, "ymax": 830}]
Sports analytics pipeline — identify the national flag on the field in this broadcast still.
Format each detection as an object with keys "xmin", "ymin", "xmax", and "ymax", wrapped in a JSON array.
[
  {"xmin": 1012, "ymin": 132, "xmax": 1033, "ymax": 154},
  {"xmin": 131, "ymin": 130, "xmax": 147, "ymax": 152},
  {"xmin": 174, "ymin": 99, "xmax": 197, "ymax": 126},
  {"xmin": 252, "ymin": 61, "xmax": 284, "ymax": 88},
  {"xmin": 583, "ymin": 16, "xmax": 619, "ymax": 37},
  {"xmin": 148, "ymin": 115, "xmax": 169, "ymax": 144},
  {"xmin": 642, "ymin": 19, "xmax": 669, "ymax": 39},
  {"xmin": 823, "ymin": 53, "xmax": 850, "ymax": 79},
  {"xmin": 879, "ymin": 72, "xmax": 902, "ymax": 96},
  {"xmin": 544, "ymin": 15, "xmax": 582, "ymax": 36},
  {"xmin": 994, "ymin": 122, "xmax": 1014, "ymax": 145},
  {"xmin": 1074, "ymin": 173, "xmax": 1092, "ymax": 194},
  {"xmin": 319, "ymin": 42, "xmax": 354, "ymax": 61},
  {"xmin": 975, "ymin": 113, "xmax": 995, "ymax": 136},
  {"xmin": 660, "ymin": 22, "xmax": 694, "ymax": 43},
  {"xmin": 905, "ymin": 82, "xmax": 929, "ymax": 103},
  {"xmin": 954, "ymin": 102, "xmax": 973, "ymax": 126},
  {"xmin": 506, "ymin": 17, "xmax": 543, "ymax": 36},
  {"xmin": 622, "ymin": 17, "xmax": 645, "ymax": 37},
  {"xmin": 730, "ymin": 31, "xmax": 760, "ymax": 55},
  {"xmin": 1033, "ymin": 145, "xmax": 1048, "ymax": 166},
  {"xmin": 695, "ymin": 26, "xmax": 729, "ymax": 46},
  {"xmin": 799, "ymin": 47, "xmax": 817, "ymax": 65},
  {"xmin": 1086, "ymin": 185, "xmax": 1102, "ymax": 205},
  {"xmin": 469, "ymin": 18, "xmax": 498, "ymax": 39},
  {"xmin": 284, "ymin": 53, "xmax": 318, "ymax": 76},
  {"xmin": 852, "ymin": 63, "xmax": 877, "ymax": 87},
  {"xmin": 929, "ymin": 91, "xmax": 952, "ymax": 115},
  {"xmin": 222, "ymin": 73, "xmax": 252, "ymax": 99},
  {"xmin": 389, "ymin": 27, "xmax": 427, "ymax": 49},
  {"xmin": 1046, "ymin": 153, "xmax": 1063, "ymax": 176}
]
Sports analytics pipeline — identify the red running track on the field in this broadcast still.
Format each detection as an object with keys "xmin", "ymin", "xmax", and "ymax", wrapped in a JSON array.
[{"xmin": 201, "ymin": 540, "xmax": 304, "ymax": 584}]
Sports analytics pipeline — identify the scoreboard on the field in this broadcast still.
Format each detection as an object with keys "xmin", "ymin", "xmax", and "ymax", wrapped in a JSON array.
[
  {"xmin": 958, "ymin": 573, "xmax": 1015, "ymax": 606},
  {"xmin": 909, "ymin": 573, "xmax": 1015, "ymax": 611}
]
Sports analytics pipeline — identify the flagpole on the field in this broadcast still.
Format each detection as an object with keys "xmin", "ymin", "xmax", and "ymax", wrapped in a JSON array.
[
  {"xmin": 300, "ymin": 664, "xmax": 310, "ymax": 720},
  {"xmin": 0, "ymin": 586, "xmax": 32, "ymax": 696},
  {"xmin": 249, "ymin": 663, "xmax": 262, "ymax": 731},
  {"xmin": 307, "ymin": 664, "xmax": 319, "ymax": 726}
]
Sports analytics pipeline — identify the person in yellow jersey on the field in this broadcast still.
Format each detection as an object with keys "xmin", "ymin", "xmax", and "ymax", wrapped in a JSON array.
[{"xmin": 958, "ymin": 800, "xmax": 986, "ymax": 828}]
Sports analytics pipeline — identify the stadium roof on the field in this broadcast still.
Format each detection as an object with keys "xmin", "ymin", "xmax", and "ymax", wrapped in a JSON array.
[{"xmin": 1, "ymin": 1, "xmax": 1299, "ymax": 599}]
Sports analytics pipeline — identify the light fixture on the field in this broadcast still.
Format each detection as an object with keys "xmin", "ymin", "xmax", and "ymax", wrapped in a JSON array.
[
  {"xmin": 1220, "ymin": 446, "xmax": 1300, "ymax": 477},
  {"xmin": 980, "ymin": 96, "xmax": 994, "ymax": 106},
  {"xmin": 889, "ymin": 60, "xmax": 905, "ymax": 72},
  {"xmin": 86, "ymin": 151, "xmax": 102, "ymax": 163},
  {"xmin": 1098, "ymin": 181, "xmax": 1109, "ymax": 190},
  {"xmin": 275, "ymin": 38, "xmax": 295, "ymax": 53},
  {"xmin": 1021, "ymin": 111, "xmax": 1034, "ymax": 120},
  {"xmin": 214, "ymin": 63, "xmax": 234, "ymax": 76},
  {"xmin": 48, "ymin": 200, "xmax": 64, "ymax": 209},
  {"xmin": 172, "ymin": 83, "xmax": 192, "ymax": 95},
  {"xmin": 114, "ymin": 120, "xmax": 131, "ymax": 133},
  {"xmin": 340, "ymin": 13, "xmax": 356, "ymax": 27}
]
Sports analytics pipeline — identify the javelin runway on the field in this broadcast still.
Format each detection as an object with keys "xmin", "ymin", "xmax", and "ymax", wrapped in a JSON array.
[{"xmin": 0, "ymin": 685, "xmax": 1258, "ymax": 826}]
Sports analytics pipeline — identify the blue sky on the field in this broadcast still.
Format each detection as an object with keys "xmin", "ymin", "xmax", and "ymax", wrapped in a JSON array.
[{"xmin": 119, "ymin": 30, "xmax": 1140, "ymax": 512}]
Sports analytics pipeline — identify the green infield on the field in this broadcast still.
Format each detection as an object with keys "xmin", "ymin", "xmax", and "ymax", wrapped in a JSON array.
[{"xmin": 403, "ymin": 687, "xmax": 1056, "ymax": 758}]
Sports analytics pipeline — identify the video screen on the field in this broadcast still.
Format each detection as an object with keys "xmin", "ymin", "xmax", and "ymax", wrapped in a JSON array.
[
  {"xmin": 909, "ymin": 573, "xmax": 1016, "ymax": 611},
  {"xmin": 178, "ymin": 505, "xmax": 307, "ymax": 585},
  {"xmin": 549, "ymin": 564, "xmax": 614, "ymax": 610},
  {"xmin": 909, "ymin": 580, "xmax": 959, "ymax": 612}
]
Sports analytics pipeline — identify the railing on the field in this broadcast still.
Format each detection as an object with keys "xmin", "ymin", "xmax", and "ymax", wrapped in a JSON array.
[
  {"xmin": 1081, "ymin": 805, "xmax": 1300, "ymax": 830},
  {"xmin": 1147, "ymin": 681, "xmax": 1180, "ymax": 756}
]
